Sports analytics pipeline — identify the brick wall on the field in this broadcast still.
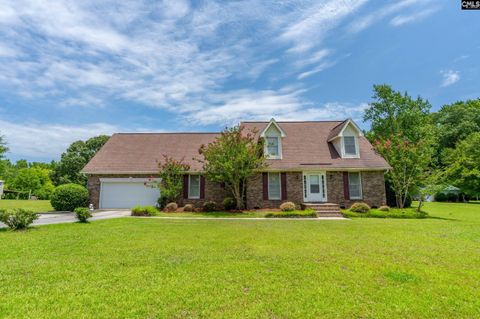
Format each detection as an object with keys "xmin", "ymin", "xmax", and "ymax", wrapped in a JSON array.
[
  {"xmin": 326, "ymin": 171, "xmax": 386, "ymax": 208},
  {"xmin": 246, "ymin": 172, "xmax": 304, "ymax": 209},
  {"xmin": 87, "ymin": 174, "xmax": 230, "ymax": 209}
]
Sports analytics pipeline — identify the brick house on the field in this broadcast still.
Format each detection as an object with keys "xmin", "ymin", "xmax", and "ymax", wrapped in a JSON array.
[{"xmin": 82, "ymin": 119, "xmax": 390, "ymax": 210}]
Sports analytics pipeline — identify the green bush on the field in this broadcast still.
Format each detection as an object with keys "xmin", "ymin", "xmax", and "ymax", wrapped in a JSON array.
[
  {"xmin": 51, "ymin": 184, "xmax": 89, "ymax": 212},
  {"xmin": 164, "ymin": 202, "xmax": 178, "ymax": 212},
  {"xmin": 183, "ymin": 204, "xmax": 194, "ymax": 212},
  {"xmin": 343, "ymin": 209, "xmax": 427, "ymax": 219},
  {"xmin": 378, "ymin": 205, "xmax": 390, "ymax": 212},
  {"xmin": 265, "ymin": 210, "xmax": 317, "ymax": 218},
  {"xmin": 350, "ymin": 202, "xmax": 371, "ymax": 213},
  {"xmin": 203, "ymin": 201, "xmax": 217, "ymax": 212},
  {"xmin": 74, "ymin": 207, "xmax": 92, "ymax": 223},
  {"xmin": 157, "ymin": 196, "xmax": 167, "ymax": 209},
  {"xmin": 280, "ymin": 201, "xmax": 296, "ymax": 212},
  {"xmin": 0, "ymin": 208, "xmax": 38, "ymax": 230},
  {"xmin": 222, "ymin": 197, "xmax": 236, "ymax": 210},
  {"xmin": 131, "ymin": 206, "xmax": 158, "ymax": 216}
]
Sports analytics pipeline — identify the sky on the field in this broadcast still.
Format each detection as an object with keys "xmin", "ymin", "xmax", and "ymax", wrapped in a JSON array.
[{"xmin": 0, "ymin": 0, "xmax": 479, "ymax": 162}]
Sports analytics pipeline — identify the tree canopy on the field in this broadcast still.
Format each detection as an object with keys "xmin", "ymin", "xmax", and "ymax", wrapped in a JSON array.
[
  {"xmin": 51, "ymin": 135, "xmax": 110, "ymax": 186},
  {"xmin": 0, "ymin": 134, "xmax": 8, "ymax": 159}
]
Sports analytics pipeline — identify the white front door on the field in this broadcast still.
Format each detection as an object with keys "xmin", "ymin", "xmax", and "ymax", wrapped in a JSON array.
[{"xmin": 304, "ymin": 172, "xmax": 327, "ymax": 202}]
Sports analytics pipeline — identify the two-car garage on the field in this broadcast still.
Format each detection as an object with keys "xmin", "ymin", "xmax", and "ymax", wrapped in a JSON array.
[{"xmin": 99, "ymin": 178, "xmax": 160, "ymax": 209}]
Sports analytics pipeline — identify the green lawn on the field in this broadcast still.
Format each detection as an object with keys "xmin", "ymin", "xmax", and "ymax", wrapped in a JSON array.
[
  {"xmin": 0, "ymin": 199, "xmax": 53, "ymax": 212},
  {"xmin": 0, "ymin": 202, "xmax": 479, "ymax": 318}
]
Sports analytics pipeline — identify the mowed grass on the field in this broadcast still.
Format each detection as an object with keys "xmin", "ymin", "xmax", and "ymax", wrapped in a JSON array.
[
  {"xmin": 0, "ymin": 202, "xmax": 479, "ymax": 318},
  {"xmin": 0, "ymin": 199, "xmax": 53, "ymax": 212}
]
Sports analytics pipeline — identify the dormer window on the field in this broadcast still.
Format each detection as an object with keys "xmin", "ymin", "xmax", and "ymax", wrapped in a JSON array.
[
  {"xmin": 343, "ymin": 136, "xmax": 357, "ymax": 156},
  {"xmin": 260, "ymin": 118, "xmax": 286, "ymax": 160},
  {"xmin": 266, "ymin": 137, "xmax": 279, "ymax": 157}
]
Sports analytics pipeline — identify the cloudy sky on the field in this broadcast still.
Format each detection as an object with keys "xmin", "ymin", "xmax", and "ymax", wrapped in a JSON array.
[{"xmin": 0, "ymin": 0, "xmax": 479, "ymax": 162}]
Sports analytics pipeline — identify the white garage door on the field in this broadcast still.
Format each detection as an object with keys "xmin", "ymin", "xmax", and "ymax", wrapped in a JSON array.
[{"xmin": 100, "ymin": 179, "xmax": 160, "ymax": 209}]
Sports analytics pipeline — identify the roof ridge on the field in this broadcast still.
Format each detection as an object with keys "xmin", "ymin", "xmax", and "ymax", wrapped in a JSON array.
[
  {"xmin": 114, "ymin": 132, "xmax": 220, "ymax": 135},
  {"xmin": 241, "ymin": 120, "xmax": 345, "ymax": 123}
]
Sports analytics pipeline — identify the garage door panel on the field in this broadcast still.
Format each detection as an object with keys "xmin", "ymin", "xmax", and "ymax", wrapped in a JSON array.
[{"xmin": 100, "ymin": 182, "xmax": 159, "ymax": 209}]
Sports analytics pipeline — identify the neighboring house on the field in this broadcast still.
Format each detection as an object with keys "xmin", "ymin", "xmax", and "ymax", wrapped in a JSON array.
[{"xmin": 82, "ymin": 119, "xmax": 390, "ymax": 210}]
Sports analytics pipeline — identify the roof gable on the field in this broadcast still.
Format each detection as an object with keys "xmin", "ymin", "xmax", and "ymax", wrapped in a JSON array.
[
  {"xmin": 327, "ymin": 118, "xmax": 363, "ymax": 142},
  {"xmin": 259, "ymin": 118, "xmax": 287, "ymax": 137}
]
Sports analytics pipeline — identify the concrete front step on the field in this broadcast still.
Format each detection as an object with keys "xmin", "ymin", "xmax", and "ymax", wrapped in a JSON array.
[{"xmin": 303, "ymin": 202, "xmax": 343, "ymax": 217}]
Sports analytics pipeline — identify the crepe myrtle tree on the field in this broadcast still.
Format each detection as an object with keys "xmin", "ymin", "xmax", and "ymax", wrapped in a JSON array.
[
  {"xmin": 155, "ymin": 155, "xmax": 190, "ymax": 208},
  {"xmin": 198, "ymin": 126, "xmax": 267, "ymax": 209}
]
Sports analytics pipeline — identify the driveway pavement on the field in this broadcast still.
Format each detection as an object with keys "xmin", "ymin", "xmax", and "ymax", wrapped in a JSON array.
[{"xmin": 0, "ymin": 210, "xmax": 131, "ymax": 228}]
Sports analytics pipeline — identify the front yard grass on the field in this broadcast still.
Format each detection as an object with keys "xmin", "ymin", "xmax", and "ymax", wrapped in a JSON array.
[
  {"xmin": 0, "ymin": 202, "xmax": 479, "ymax": 318},
  {"xmin": 0, "ymin": 199, "xmax": 53, "ymax": 213}
]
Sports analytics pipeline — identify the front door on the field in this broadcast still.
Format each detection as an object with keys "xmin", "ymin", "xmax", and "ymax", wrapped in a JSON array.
[{"xmin": 304, "ymin": 172, "xmax": 327, "ymax": 202}]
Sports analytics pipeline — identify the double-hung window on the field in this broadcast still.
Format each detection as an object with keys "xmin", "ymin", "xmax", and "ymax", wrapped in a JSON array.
[
  {"xmin": 348, "ymin": 172, "xmax": 362, "ymax": 199},
  {"xmin": 188, "ymin": 175, "xmax": 200, "ymax": 199},
  {"xmin": 268, "ymin": 172, "xmax": 281, "ymax": 200},
  {"xmin": 266, "ymin": 137, "xmax": 279, "ymax": 157},
  {"xmin": 343, "ymin": 136, "xmax": 357, "ymax": 157}
]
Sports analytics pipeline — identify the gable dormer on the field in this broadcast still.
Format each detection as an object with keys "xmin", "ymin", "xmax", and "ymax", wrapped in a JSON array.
[
  {"xmin": 260, "ymin": 118, "xmax": 286, "ymax": 159},
  {"xmin": 328, "ymin": 119, "xmax": 363, "ymax": 159}
]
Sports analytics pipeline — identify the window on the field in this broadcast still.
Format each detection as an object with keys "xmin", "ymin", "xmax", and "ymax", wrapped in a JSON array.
[
  {"xmin": 266, "ymin": 137, "xmax": 279, "ymax": 157},
  {"xmin": 268, "ymin": 172, "xmax": 281, "ymax": 200},
  {"xmin": 343, "ymin": 136, "xmax": 357, "ymax": 156},
  {"xmin": 188, "ymin": 175, "xmax": 200, "ymax": 199},
  {"xmin": 348, "ymin": 172, "xmax": 362, "ymax": 199}
]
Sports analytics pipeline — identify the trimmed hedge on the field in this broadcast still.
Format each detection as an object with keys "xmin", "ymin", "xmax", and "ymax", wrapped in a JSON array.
[
  {"xmin": 164, "ymin": 202, "xmax": 178, "ymax": 212},
  {"xmin": 51, "ymin": 184, "xmax": 89, "ymax": 212},
  {"xmin": 280, "ymin": 202, "xmax": 296, "ymax": 212},
  {"xmin": 203, "ymin": 201, "xmax": 217, "ymax": 212},
  {"xmin": 343, "ymin": 209, "xmax": 428, "ymax": 219},
  {"xmin": 350, "ymin": 202, "xmax": 371, "ymax": 213},
  {"xmin": 265, "ymin": 210, "xmax": 317, "ymax": 218},
  {"xmin": 222, "ymin": 197, "xmax": 236, "ymax": 210},
  {"xmin": 183, "ymin": 204, "xmax": 194, "ymax": 212},
  {"xmin": 131, "ymin": 206, "xmax": 158, "ymax": 216}
]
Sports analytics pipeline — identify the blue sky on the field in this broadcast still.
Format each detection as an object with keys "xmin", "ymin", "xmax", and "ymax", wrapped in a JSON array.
[{"xmin": 0, "ymin": 0, "xmax": 479, "ymax": 162}]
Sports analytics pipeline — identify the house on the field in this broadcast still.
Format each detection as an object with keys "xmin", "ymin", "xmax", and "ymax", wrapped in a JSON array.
[{"xmin": 82, "ymin": 119, "xmax": 390, "ymax": 210}]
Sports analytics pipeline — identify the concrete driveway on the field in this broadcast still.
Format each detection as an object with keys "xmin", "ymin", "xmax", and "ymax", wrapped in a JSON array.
[{"xmin": 0, "ymin": 210, "xmax": 131, "ymax": 228}]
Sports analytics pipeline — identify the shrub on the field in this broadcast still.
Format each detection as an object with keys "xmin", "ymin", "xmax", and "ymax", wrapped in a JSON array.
[
  {"xmin": 0, "ymin": 208, "xmax": 38, "ymax": 230},
  {"xmin": 157, "ymin": 196, "xmax": 167, "ymax": 209},
  {"xmin": 378, "ymin": 205, "xmax": 390, "ymax": 212},
  {"xmin": 51, "ymin": 184, "xmax": 89, "ymax": 212},
  {"xmin": 203, "ymin": 201, "xmax": 217, "ymax": 212},
  {"xmin": 131, "ymin": 206, "xmax": 158, "ymax": 216},
  {"xmin": 222, "ymin": 197, "xmax": 236, "ymax": 210},
  {"xmin": 343, "ymin": 208, "xmax": 427, "ymax": 219},
  {"xmin": 265, "ymin": 210, "xmax": 317, "ymax": 218},
  {"xmin": 183, "ymin": 204, "xmax": 194, "ymax": 212},
  {"xmin": 164, "ymin": 202, "xmax": 178, "ymax": 212},
  {"xmin": 74, "ymin": 207, "xmax": 92, "ymax": 223},
  {"xmin": 280, "ymin": 201, "xmax": 296, "ymax": 212},
  {"xmin": 350, "ymin": 202, "xmax": 371, "ymax": 213}
]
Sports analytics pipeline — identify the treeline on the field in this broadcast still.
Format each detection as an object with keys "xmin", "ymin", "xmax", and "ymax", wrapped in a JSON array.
[{"xmin": 0, "ymin": 135, "xmax": 109, "ymax": 199}]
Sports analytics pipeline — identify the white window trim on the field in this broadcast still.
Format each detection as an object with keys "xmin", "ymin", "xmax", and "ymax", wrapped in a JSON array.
[
  {"xmin": 264, "ymin": 136, "xmax": 282, "ymax": 159},
  {"xmin": 341, "ymin": 136, "xmax": 360, "ymax": 158},
  {"xmin": 348, "ymin": 172, "xmax": 363, "ymax": 199},
  {"xmin": 268, "ymin": 172, "xmax": 282, "ymax": 200},
  {"xmin": 188, "ymin": 174, "xmax": 201, "ymax": 199}
]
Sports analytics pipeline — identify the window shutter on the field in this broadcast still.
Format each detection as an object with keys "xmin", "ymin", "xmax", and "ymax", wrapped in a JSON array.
[
  {"xmin": 281, "ymin": 172, "xmax": 287, "ymax": 200},
  {"xmin": 183, "ymin": 175, "xmax": 189, "ymax": 199},
  {"xmin": 200, "ymin": 176, "xmax": 205, "ymax": 199},
  {"xmin": 262, "ymin": 173, "xmax": 268, "ymax": 200},
  {"xmin": 343, "ymin": 172, "xmax": 350, "ymax": 200}
]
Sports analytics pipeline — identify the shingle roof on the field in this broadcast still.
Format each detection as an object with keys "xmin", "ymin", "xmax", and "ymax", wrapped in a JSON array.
[
  {"xmin": 82, "ymin": 133, "xmax": 219, "ymax": 174},
  {"xmin": 241, "ymin": 121, "xmax": 390, "ymax": 171},
  {"xmin": 82, "ymin": 121, "xmax": 390, "ymax": 174}
]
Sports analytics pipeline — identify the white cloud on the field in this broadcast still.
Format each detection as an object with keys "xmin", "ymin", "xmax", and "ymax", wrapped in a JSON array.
[
  {"xmin": 297, "ymin": 61, "xmax": 336, "ymax": 80},
  {"xmin": 390, "ymin": 7, "xmax": 438, "ymax": 27},
  {"xmin": 440, "ymin": 70, "xmax": 460, "ymax": 87},
  {"xmin": 0, "ymin": 120, "xmax": 118, "ymax": 159}
]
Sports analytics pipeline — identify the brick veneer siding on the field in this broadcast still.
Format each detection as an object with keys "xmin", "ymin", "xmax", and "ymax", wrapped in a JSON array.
[
  {"xmin": 87, "ymin": 174, "xmax": 230, "ymax": 209},
  {"xmin": 246, "ymin": 172, "xmax": 304, "ymax": 209},
  {"xmin": 326, "ymin": 171, "xmax": 386, "ymax": 208}
]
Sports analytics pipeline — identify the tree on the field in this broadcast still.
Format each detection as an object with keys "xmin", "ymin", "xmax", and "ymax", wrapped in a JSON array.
[
  {"xmin": 156, "ymin": 156, "xmax": 190, "ymax": 208},
  {"xmin": 0, "ymin": 134, "xmax": 7, "ymax": 158},
  {"xmin": 431, "ymin": 99, "xmax": 480, "ymax": 166},
  {"xmin": 443, "ymin": 132, "xmax": 480, "ymax": 197},
  {"xmin": 9, "ymin": 167, "xmax": 55, "ymax": 199},
  {"xmin": 52, "ymin": 135, "xmax": 110, "ymax": 186},
  {"xmin": 364, "ymin": 85, "xmax": 435, "ymax": 208},
  {"xmin": 198, "ymin": 126, "xmax": 267, "ymax": 209}
]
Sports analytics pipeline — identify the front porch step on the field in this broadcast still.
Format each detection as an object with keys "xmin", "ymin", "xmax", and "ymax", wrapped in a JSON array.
[{"xmin": 302, "ymin": 203, "xmax": 343, "ymax": 217}]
